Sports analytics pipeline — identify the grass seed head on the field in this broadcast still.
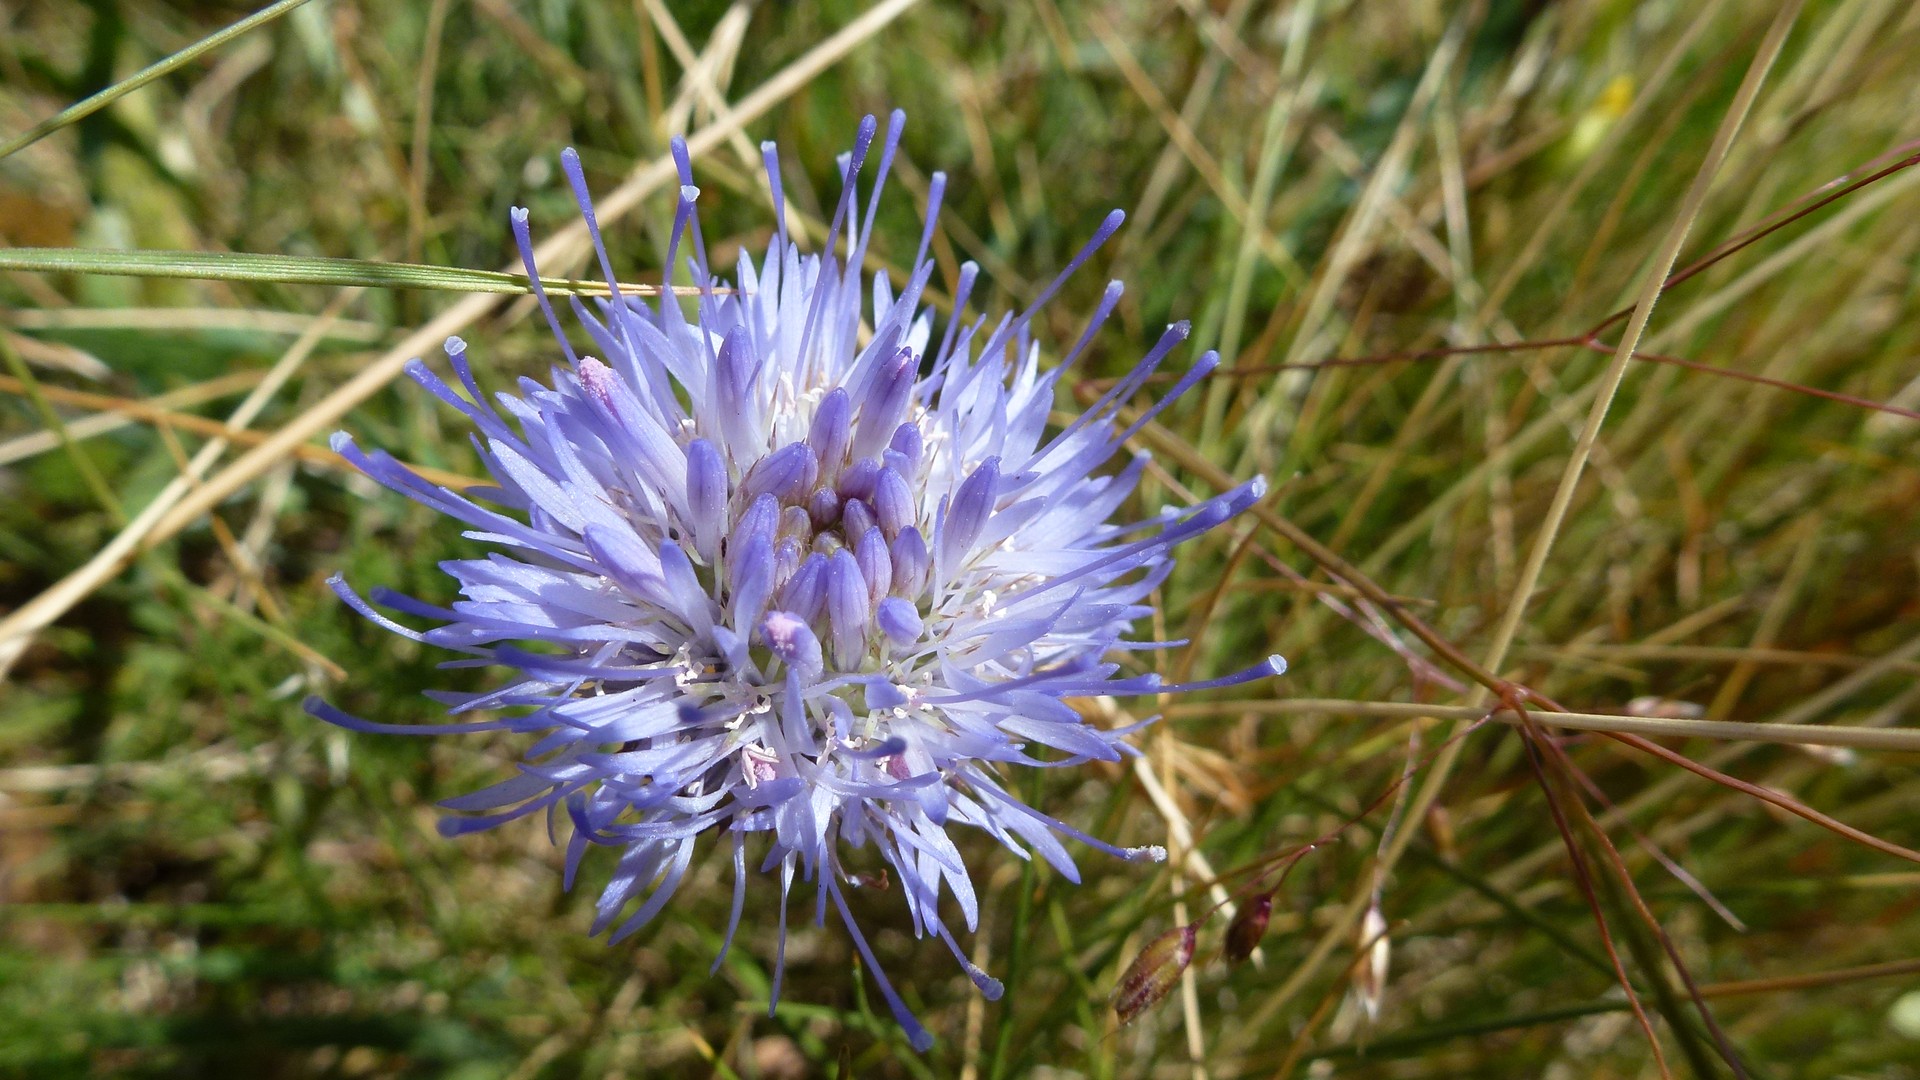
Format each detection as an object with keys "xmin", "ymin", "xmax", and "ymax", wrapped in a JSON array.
[
  {"xmin": 1223, "ymin": 893, "xmax": 1274, "ymax": 966},
  {"xmin": 1113, "ymin": 923, "xmax": 1197, "ymax": 1027}
]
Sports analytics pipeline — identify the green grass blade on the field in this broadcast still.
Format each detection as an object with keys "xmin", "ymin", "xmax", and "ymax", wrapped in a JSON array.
[
  {"xmin": 0, "ymin": 0, "xmax": 318, "ymax": 161},
  {"xmin": 0, "ymin": 248, "xmax": 654, "ymax": 296}
]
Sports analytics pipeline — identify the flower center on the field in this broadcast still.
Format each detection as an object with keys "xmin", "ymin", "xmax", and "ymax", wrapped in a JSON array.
[{"xmin": 676, "ymin": 344, "xmax": 938, "ymax": 684}]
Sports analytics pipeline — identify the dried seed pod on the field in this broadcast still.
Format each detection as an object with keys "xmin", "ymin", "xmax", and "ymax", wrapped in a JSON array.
[
  {"xmin": 1355, "ymin": 905, "xmax": 1391, "ymax": 1022},
  {"xmin": 1112, "ymin": 924, "xmax": 1197, "ymax": 1026},
  {"xmin": 1223, "ymin": 893, "xmax": 1273, "ymax": 966}
]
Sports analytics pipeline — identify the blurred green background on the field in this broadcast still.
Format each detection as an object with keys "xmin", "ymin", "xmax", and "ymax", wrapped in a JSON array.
[{"xmin": 4, "ymin": 0, "xmax": 1920, "ymax": 1076}]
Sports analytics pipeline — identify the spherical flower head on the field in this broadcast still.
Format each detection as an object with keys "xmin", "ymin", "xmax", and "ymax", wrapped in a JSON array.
[{"xmin": 311, "ymin": 111, "xmax": 1284, "ymax": 1050}]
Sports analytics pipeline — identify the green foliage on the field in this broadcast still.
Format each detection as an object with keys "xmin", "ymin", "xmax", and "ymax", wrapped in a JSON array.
[{"xmin": 4, "ymin": 0, "xmax": 1920, "ymax": 1076}]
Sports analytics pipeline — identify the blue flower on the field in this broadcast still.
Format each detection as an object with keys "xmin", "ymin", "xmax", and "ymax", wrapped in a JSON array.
[{"xmin": 312, "ymin": 111, "xmax": 1283, "ymax": 1050}]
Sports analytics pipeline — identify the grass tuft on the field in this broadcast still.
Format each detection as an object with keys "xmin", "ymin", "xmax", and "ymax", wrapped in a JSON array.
[{"xmin": 4, "ymin": 1, "xmax": 1920, "ymax": 1075}]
